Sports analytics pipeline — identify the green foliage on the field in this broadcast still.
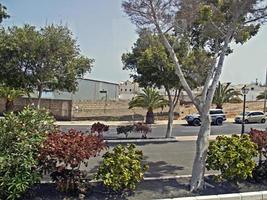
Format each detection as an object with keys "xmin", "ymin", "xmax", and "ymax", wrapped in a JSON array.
[
  {"xmin": 96, "ymin": 144, "xmax": 148, "ymax": 192},
  {"xmin": 0, "ymin": 4, "xmax": 9, "ymax": 23},
  {"xmin": 0, "ymin": 86, "xmax": 25, "ymax": 112},
  {"xmin": 122, "ymin": 30, "xmax": 211, "ymax": 90},
  {"xmin": 206, "ymin": 134, "xmax": 258, "ymax": 182},
  {"xmin": 129, "ymin": 88, "xmax": 168, "ymax": 123},
  {"xmin": 212, "ymin": 82, "xmax": 241, "ymax": 109},
  {"xmin": 0, "ymin": 107, "xmax": 56, "ymax": 200},
  {"xmin": 0, "ymin": 24, "xmax": 93, "ymax": 97}
]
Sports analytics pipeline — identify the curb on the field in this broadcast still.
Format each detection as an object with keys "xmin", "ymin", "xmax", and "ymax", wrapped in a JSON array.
[
  {"xmin": 104, "ymin": 135, "xmax": 229, "ymax": 143},
  {"xmin": 159, "ymin": 191, "xmax": 267, "ymax": 200},
  {"xmin": 105, "ymin": 137, "xmax": 178, "ymax": 143}
]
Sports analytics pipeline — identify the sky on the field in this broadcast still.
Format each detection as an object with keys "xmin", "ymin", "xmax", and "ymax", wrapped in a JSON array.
[{"xmin": 1, "ymin": 0, "xmax": 267, "ymax": 85}]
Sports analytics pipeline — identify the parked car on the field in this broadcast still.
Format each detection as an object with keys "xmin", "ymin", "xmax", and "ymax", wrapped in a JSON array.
[
  {"xmin": 184, "ymin": 109, "xmax": 226, "ymax": 126},
  {"xmin": 235, "ymin": 111, "xmax": 266, "ymax": 124}
]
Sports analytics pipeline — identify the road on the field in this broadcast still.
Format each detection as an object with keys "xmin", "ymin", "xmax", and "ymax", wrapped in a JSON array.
[{"xmin": 60, "ymin": 122, "xmax": 267, "ymax": 138}]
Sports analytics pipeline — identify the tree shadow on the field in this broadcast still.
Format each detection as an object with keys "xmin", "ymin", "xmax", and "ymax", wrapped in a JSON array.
[{"xmin": 144, "ymin": 160, "xmax": 184, "ymax": 177}]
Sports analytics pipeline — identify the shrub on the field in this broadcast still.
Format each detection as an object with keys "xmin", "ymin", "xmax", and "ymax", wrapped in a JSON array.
[
  {"xmin": 133, "ymin": 122, "xmax": 151, "ymax": 139},
  {"xmin": 39, "ymin": 129, "xmax": 106, "ymax": 193},
  {"xmin": 0, "ymin": 107, "xmax": 56, "ymax": 200},
  {"xmin": 96, "ymin": 144, "xmax": 148, "ymax": 192},
  {"xmin": 91, "ymin": 122, "xmax": 109, "ymax": 135},
  {"xmin": 206, "ymin": 134, "xmax": 258, "ymax": 183},
  {"xmin": 249, "ymin": 129, "xmax": 267, "ymax": 182},
  {"xmin": 116, "ymin": 125, "xmax": 134, "ymax": 138}
]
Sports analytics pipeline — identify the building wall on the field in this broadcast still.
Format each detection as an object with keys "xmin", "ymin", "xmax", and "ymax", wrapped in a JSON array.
[
  {"xmin": 0, "ymin": 97, "xmax": 72, "ymax": 120},
  {"xmin": 52, "ymin": 79, "xmax": 119, "ymax": 101},
  {"xmin": 118, "ymin": 80, "xmax": 140, "ymax": 100}
]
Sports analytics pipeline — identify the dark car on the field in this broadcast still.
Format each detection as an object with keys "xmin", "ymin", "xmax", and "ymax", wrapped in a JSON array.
[{"xmin": 184, "ymin": 109, "xmax": 226, "ymax": 126}]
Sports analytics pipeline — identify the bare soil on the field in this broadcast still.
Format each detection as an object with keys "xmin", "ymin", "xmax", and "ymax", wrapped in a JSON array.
[{"xmin": 73, "ymin": 100, "xmax": 265, "ymax": 120}]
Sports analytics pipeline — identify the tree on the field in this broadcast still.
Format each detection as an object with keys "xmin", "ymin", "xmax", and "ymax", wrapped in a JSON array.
[
  {"xmin": 129, "ymin": 88, "xmax": 168, "ymax": 124},
  {"xmin": 122, "ymin": 0, "xmax": 267, "ymax": 191},
  {"xmin": 213, "ymin": 82, "xmax": 241, "ymax": 109},
  {"xmin": 122, "ymin": 30, "xmax": 211, "ymax": 137},
  {"xmin": 0, "ymin": 25, "xmax": 94, "ymax": 108},
  {"xmin": 0, "ymin": 4, "xmax": 9, "ymax": 23},
  {"xmin": 0, "ymin": 86, "xmax": 25, "ymax": 112}
]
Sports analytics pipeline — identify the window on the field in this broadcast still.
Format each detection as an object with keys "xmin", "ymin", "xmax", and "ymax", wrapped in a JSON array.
[
  {"xmin": 210, "ymin": 110, "xmax": 223, "ymax": 115},
  {"xmin": 121, "ymin": 89, "xmax": 123, "ymax": 91},
  {"xmin": 129, "ymin": 89, "xmax": 132, "ymax": 92},
  {"xmin": 125, "ymin": 89, "xmax": 127, "ymax": 92},
  {"xmin": 255, "ymin": 112, "xmax": 264, "ymax": 116}
]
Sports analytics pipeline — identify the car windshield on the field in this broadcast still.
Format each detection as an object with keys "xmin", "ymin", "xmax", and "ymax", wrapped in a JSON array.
[{"xmin": 239, "ymin": 112, "xmax": 250, "ymax": 116}]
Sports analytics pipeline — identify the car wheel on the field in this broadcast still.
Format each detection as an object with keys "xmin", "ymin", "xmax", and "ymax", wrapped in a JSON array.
[
  {"xmin": 216, "ymin": 118, "xmax": 223, "ymax": 126},
  {"xmin": 245, "ymin": 119, "xmax": 249, "ymax": 124},
  {"xmin": 192, "ymin": 119, "xmax": 201, "ymax": 126},
  {"xmin": 261, "ymin": 119, "xmax": 266, "ymax": 123}
]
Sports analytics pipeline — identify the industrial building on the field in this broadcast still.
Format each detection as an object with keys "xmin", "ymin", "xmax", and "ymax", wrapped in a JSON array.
[{"xmin": 51, "ymin": 78, "xmax": 119, "ymax": 101}]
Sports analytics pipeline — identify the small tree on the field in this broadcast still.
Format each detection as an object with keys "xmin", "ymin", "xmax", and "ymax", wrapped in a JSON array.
[
  {"xmin": 212, "ymin": 82, "xmax": 241, "ymax": 109},
  {"xmin": 0, "ymin": 86, "xmax": 25, "ymax": 112},
  {"xmin": 129, "ymin": 88, "xmax": 168, "ymax": 124}
]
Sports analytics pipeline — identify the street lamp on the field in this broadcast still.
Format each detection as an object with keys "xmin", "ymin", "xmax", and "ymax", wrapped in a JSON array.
[
  {"xmin": 99, "ymin": 90, "xmax": 107, "ymax": 113},
  {"xmin": 241, "ymin": 85, "xmax": 249, "ymax": 135}
]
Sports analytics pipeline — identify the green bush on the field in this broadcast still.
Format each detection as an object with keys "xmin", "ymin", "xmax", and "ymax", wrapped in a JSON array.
[
  {"xmin": 0, "ymin": 107, "xmax": 57, "ymax": 200},
  {"xmin": 96, "ymin": 144, "xmax": 148, "ymax": 192},
  {"xmin": 206, "ymin": 134, "xmax": 258, "ymax": 183}
]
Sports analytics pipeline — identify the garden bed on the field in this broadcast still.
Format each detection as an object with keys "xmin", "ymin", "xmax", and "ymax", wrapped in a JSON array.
[{"xmin": 21, "ymin": 176, "xmax": 267, "ymax": 200}]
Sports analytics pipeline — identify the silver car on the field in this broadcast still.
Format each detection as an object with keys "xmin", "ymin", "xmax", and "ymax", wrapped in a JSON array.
[{"xmin": 235, "ymin": 111, "xmax": 266, "ymax": 124}]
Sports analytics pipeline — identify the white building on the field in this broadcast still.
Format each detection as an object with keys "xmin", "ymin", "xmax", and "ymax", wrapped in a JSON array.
[{"xmin": 118, "ymin": 80, "xmax": 140, "ymax": 100}]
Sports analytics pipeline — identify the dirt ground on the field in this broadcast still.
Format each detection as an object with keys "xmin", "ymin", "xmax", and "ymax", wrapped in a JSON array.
[{"xmin": 73, "ymin": 100, "xmax": 265, "ymax": 120}]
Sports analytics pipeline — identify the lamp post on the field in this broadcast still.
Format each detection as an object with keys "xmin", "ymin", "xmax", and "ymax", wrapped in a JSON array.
[
  {"xmin": 241, "ymin": 85, "xmax": 249, "ymax": 135},
  {"xmin": 99, "ymin": 90, "xmax": 107, "ymax": 113}
]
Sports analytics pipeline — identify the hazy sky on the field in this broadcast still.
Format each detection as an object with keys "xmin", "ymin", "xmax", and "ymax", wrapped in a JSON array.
[{"xmin": 2, "ymin": 0, "xmax": 267, "ymax": 85}]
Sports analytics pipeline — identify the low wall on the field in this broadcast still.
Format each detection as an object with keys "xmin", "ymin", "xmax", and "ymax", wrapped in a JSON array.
[{"xmin": 0, "ymin": 97, "xmax": 72, "ymax": 120}]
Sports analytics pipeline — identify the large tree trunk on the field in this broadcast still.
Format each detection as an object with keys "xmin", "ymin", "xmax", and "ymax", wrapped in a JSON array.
[
  {"xmin": 37, "ymin": 85, "xmax": 43, "ymax": 109},
  {"xmin": 166, "ymin": 102, "xmax": 174, "ymax": 138},
  {"xmin": 190, "ymin": 114, "xmax": 211, "ymax": 192}
]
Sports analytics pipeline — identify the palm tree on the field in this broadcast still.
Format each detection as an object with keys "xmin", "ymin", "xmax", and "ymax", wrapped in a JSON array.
[
  {"xmin": 129, "ymin": 88, "xmax": 168, "ymax": 124},
  {"xmin": 212, "ymin": 82, "xmax": 241, "ymax": 109},
  {"xmin": 0, "ymin": 86, "xmax": 25, "ymax": 112},
  {"xmin": 257, "ymin": 91, "xmax": 267, "ymax": 100}
]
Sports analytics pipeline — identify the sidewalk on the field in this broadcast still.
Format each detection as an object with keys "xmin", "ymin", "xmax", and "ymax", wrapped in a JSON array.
[{"xmin": 56, "ymin": 118, "xmax": 235, "ymax": 126}]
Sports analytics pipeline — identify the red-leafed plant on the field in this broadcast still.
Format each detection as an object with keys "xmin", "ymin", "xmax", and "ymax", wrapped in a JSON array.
[
  {"xmin": 250, "ymin": 129, "xmax": 267, "ymax": 165},
  {"xmin": 250, "ymin": 129, "xmax": 267, "ymax": 182},
  {"xmin": 39, "ymin": 129, "xmax": 107, "ymax": 193},
  {"xmin": 133, "ymin": 122, "xmax": 151, "ymax": 139},
  {"xmin": 91, "ymin": 122, "xmax": 109, "ymax": 135}
]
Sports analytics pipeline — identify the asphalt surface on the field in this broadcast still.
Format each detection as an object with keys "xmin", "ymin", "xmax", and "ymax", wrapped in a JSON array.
[{"xmin": 60, "ymin": 122, "xmax": 267, "ymax": 138}]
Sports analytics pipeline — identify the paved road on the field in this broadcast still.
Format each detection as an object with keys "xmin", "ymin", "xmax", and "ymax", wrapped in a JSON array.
[
  {"xmin": 60, "ymin": 122, "xmax": 267, "ymax": 138},
  {"xmin": 80, "ymin": 141, "xmax": 217, "ymax": 177}
]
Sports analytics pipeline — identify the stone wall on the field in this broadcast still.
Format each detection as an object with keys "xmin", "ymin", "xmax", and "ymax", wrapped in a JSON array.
[{"xmin": 0, "ymin": 97, "xmax": 72, "ymax": 120}]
